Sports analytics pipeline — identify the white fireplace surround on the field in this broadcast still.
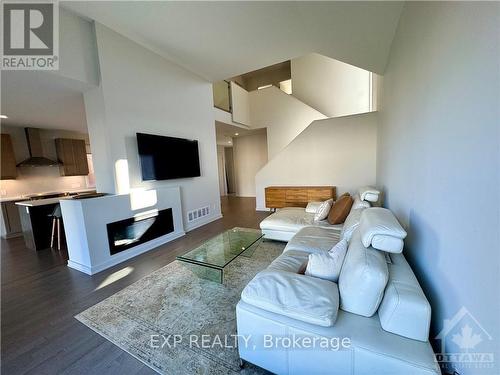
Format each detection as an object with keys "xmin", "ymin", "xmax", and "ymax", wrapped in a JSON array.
[{"xmin": 60, "ymin": 186, "xmax": 185, "ymax": 275}]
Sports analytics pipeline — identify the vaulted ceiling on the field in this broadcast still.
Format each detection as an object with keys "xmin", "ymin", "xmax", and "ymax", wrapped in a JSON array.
[
  {"xmin": 1, "ymin": 71, "xmax": 88, "ymax": 131},
  {"xmin": 63, "ymin": 1, "xmax": 404, "ymax": 80}
]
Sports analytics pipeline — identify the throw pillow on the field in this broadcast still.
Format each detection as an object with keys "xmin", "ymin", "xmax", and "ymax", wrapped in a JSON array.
[
  {"xmin": 314, "ymin": 199, "xmax": 333, "ymax": 221},
  {"xmin": 305, "ymin": 239, "xmax": 348, "ymax": 282},
  {"xmin": 327, "ymin": 194, "xmax": 353, "ymax": 224},
  {"xmin": 297, "ymin": 261, "xmax": 308, "ymax": 275},
  {"xmin": 305, "ymin": 201, "xmax": 322, "ymax": 214}
]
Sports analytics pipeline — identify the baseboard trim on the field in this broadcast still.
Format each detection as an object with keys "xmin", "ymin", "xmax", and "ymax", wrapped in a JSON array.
[
  {"xmin": 185, "ymin": 213, "xmax": 223, "ymax": 232},
  {"xmin": 67, "ymin": 230, "xmax": 186, "ymax": 275},
  {"xmin": 67, "ymin": 260, "xmax": 93, "ymax": 274}
]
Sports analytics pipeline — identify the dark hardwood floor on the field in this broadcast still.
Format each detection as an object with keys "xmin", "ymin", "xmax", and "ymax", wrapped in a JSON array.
[{"xmin": 1, "ymin": 196, "xmax": 269, "ymax": 375}]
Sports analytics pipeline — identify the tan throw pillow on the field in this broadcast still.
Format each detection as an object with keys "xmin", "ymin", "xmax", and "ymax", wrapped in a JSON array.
[
  {"xmin": 297, "ymin": 261, "xmax": 308, "ymax": 275},
  {"xmin": 327, "ymin": 194, "xmax": 354, "ymax": 224}
]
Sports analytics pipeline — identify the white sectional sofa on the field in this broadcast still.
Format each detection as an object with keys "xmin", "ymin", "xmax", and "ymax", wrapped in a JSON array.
[
  {"xmin": 259, "ymin": 187, "xmax": 376, "ymax": 241},
  {"xmin": 237, "ymin": 198, "xmax": 440, "ymax": 375},
  {"xmin": 259, "ymin": 207, "xmax": 343, "ymax": 242}
]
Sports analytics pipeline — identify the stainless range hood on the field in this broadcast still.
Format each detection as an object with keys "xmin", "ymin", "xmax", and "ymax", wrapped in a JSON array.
[{"xmin": 16, "ymin": 128, "xmax": 60, "ymax": 167}]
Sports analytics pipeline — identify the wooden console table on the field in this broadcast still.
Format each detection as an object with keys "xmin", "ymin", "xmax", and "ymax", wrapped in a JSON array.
[{"xmin": 265, "ymin": 186, "xmax": 336, "ymax": 209}]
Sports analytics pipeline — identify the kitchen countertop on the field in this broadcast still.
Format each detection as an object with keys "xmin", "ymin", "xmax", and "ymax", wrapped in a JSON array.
[
  {"xmin": 1, "ymin": 188, "xmax": 96, "ymax": 204},
  {"xmin": 15, "ymin": 196, "xmax": 74, "ymax": 207}
]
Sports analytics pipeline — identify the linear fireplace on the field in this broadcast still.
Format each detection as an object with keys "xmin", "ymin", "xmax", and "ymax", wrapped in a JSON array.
[{"xmin": 106, "ymin": 208, "xmax": 174, "ymax": 255}]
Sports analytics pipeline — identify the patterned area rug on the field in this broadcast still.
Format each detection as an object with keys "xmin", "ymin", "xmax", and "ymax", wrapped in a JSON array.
[{"xmin": 75, "ymin": 235, "xmax": 284, "ymax": 374}]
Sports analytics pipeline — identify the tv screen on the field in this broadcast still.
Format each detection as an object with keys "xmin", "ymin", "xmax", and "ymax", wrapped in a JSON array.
[{"xmin": 136, "ymin": 133, "xmax": 201, "ymax": 180}]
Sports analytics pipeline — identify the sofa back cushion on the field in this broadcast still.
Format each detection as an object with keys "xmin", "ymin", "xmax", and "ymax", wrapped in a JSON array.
[
  {"xmin": 338, "ymin": 230, "xmax": 389, "ymax": 317},
  {"xmin": 378, "ymin": 253, "xmax": 432, "ymax": 341},
  {"xmin": 340, "ymin": 207, "xmax": 364, "ymax": 242},
  {"xmin": 359, "ymin": 208, "xmax": 407, "ymax": 253},
  {"xmin": 358, "ymin": 186, "xmax": 380, "ymax": 203},
  {"xmin": 352, "ymin": 193, "xmax": 371, "ymax": 209},
  {"xmin": 327, "ymin": 194, "xmax": 353, "ymax": 224}
]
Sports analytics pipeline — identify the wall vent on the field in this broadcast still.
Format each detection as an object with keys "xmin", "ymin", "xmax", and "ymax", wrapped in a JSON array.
[{"xmin": 187, "ymin": 206, "xmax": 210, "ymax": 223}]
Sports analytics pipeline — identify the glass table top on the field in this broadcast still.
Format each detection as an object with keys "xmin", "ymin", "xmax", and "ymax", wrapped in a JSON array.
[{"xmin": 176, "ymin": 227, "xmax": 263, "ymax": 269}]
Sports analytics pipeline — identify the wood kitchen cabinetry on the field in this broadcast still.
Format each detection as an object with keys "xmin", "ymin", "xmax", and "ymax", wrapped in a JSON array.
[
  {"xmin": 55, "ymin": 138, "xmax": 89, "ymax": 176},
  {"xmin": 1, "ymin": 201, "xmax": 23, "ymax": 238},
  {"xmin": 1, "ymin": 134, "xmax": 17, "ymax": 179},
  {"xmin": 265, "ymin": 186, "xmax": 336, "ymax": 209}
]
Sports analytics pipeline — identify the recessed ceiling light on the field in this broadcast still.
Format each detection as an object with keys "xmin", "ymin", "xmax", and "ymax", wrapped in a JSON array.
[
  {"xmin": 234, "ymin": 133, "xmax": 239, "ymax": 136},
  {"xmin": 0, "ymin": 115, "xmax": 8, "ymax": 119},
  {"xmin": 228, "ymin": 141, "xmax": 232, "ymax": 144}
]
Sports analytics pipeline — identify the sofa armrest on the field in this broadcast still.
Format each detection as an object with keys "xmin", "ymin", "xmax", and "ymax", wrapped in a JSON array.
[{"xmin": 241, "ymin": 270, "xmax": 339, "ymax": 327}]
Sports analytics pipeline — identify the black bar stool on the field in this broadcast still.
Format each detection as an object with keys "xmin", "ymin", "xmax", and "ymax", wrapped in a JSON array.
[{"xmin": 49, "ymin": 205, "xmax": 63, "ymax": 251}]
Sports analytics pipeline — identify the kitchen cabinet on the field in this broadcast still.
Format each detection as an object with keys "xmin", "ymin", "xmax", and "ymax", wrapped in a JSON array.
[
  {"xmin": 55, "ymin": 138, "xmax": 89, "ymax": 176},
  {"xmin": 1, "ymin": 134, "xmax": 17, "ymax": 179},
  {"xmin": 1, "ymin": 201, "xmax": 23, "ymax": 238}
]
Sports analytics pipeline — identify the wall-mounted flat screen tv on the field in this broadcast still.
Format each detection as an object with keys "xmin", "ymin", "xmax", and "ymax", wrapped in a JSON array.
[{"xmin": 137, "ymin": 132, "xmax": 201, "ymax": 180}]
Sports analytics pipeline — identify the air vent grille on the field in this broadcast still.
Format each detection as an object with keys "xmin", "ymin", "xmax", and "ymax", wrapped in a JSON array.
[{"xmin": 187, "ymin": 206, "xmax": 210, "ymax": 223}]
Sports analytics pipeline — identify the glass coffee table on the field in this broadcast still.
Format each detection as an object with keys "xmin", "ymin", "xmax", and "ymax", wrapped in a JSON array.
[{"xmin": 176, "ymin": 227, "xmax": 264, "ymax": 283}]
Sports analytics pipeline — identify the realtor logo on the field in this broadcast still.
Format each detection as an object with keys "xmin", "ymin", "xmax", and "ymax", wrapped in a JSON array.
[
  {"xmin": 435, "ymin": 307, "xmax": 495, "ymax": 371},
  {"xmin": 1, "ymin": 1, "xmax": 59, "ymax": 70}
]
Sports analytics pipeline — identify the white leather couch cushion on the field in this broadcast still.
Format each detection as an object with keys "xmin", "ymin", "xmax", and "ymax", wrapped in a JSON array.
[
  {"xmin": 305, "ymin": 239, "xmax": 348, "ymax": 282},
  {"xmin": 260, "ymin": 207, "xmax": 343, "ymax": 234},
  {"xmin": 379, "ymin": 253, "xmax": 432, "ymax": 341},
  {"xmin": 284, "ymin": 226, "xmax": 341, "ymax": 255},
  {"xmin": 305, "ymin": 201, "xmax": 322, "ymax": 213},
  {"xmin": 267, "ymin": 250, "xmax": 309, "ymax": 273},
  {"xmin": 340, "ymin": 208, "xmax": 365, "ymax": 242},
  {"xmin": 358, "ymin": 186, "xmax": 380, "ymax": 202},
  {"xmin": 338, "ymin": 230, "xmax": 389, "ymax": 317},
  {"xmin": 314, "ymin": 199, "xmax": 333, "ymax": 221},
  {"xmin": 352, "ymin": 193, "xmax": 371, "ymax": 209},
  {"xmin": 241, "ymin": 270, "xmax": 339, "ymax": 327},
  {"xmin": 359, "ymin": 208, "xmax": 407, "ymax": 253}
]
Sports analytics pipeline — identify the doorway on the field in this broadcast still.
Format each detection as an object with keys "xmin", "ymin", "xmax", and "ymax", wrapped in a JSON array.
[{"xmin": 224, "ymin": 147, "xmax": 236, "ymax": 195}]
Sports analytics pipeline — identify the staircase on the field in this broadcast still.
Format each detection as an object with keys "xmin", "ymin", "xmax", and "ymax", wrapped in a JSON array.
[
  {"xmin": 218, "ymin": 53, "xmax": 378, "ymax": 209},
  {"xmin": 247, "ymin": 86, "xmax": 327, "ymax": 159}
]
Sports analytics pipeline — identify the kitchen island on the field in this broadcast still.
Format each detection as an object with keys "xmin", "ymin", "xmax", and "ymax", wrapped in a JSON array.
[{"xmin": 15, "ymin": 190, "xmax": 95, "ymax": 251}]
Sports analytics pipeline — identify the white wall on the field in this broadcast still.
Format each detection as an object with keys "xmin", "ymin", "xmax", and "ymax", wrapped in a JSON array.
[
  {"xmin": 377, "ymin": 3, "xmax": 499, "ymax": 373},
  {"xmin": 255, "ymin": 112, "xmax": 378, "ymax": 210},
  {"xmin": 214, "ymin": 107, "xmax": 250, "ymax": 129},
  {"xmin": 249, "ymin": 86, "xmax": 326, "ymax": 159},
  {"xmin": 56, "ymin": 8, "xmax": 99, "ymax": 89},
  {"xmin": 0, "ymin": 126, "xmax": 92, "ymax": 198},
  {"xmin": 291, "ymin": 53, "xmax": 372, "ymax": 117},
  {"xmin": 231, "ymin": 82, "xmax": 251, "ymax": 126},
  {"xmin": 233, "ymin": 131, "xmax": 268, "ymax": 197},
  {"xmin": 84, "ymin": 24, "xmax": 221, "ymax": 231}
]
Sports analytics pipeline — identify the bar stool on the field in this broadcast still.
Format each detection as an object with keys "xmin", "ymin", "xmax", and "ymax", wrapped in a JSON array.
[{"xmin": 49, "ymin": 205, "xmax": 63, "ymax": 251}]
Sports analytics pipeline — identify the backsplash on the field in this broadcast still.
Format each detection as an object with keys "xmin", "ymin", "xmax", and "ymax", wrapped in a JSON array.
[
  {"xmin": 0, "ymin": 125, "xmax": 95, "ymax": 199},
  {"xmin": 0, "ymin": 167, "xmax": 92, "ymax": 198}
]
